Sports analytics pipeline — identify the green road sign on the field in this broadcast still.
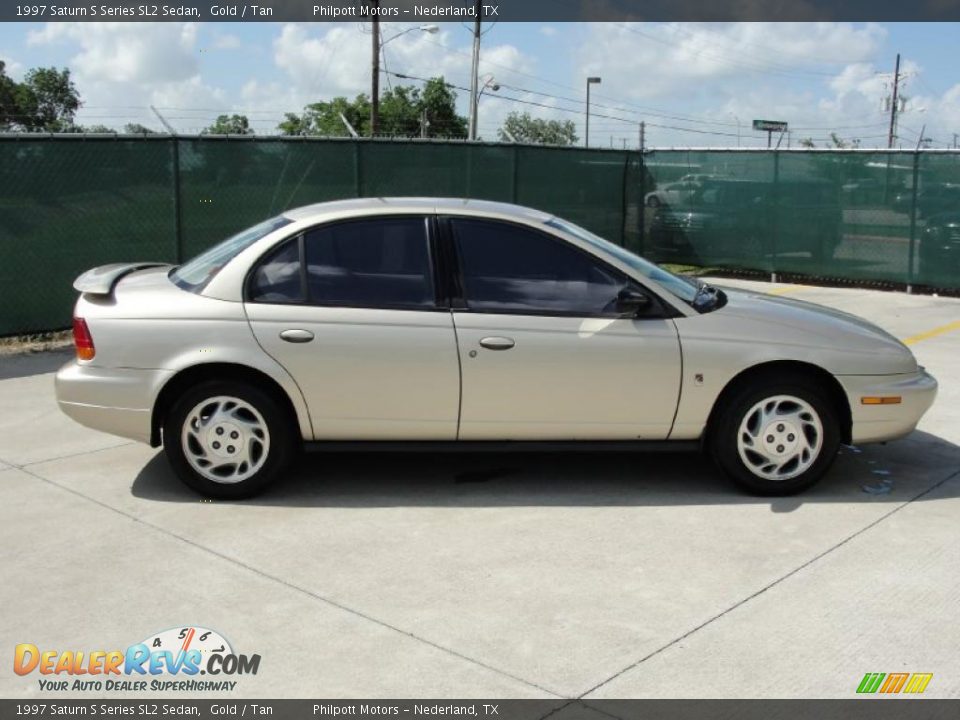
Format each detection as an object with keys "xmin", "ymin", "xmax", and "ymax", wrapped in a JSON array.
[{"xmin": 753, "ymin": 119, "xmax": 788, "ymax": 132}]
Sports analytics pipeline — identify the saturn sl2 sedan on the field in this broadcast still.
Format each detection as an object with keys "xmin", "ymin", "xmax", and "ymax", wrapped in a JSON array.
[{"xmin": 55, "ymin": 198, "xmax": 937, "ymax": 499}]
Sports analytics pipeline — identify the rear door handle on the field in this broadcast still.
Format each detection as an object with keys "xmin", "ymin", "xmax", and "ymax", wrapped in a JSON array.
[
  {"xmin": 479, "ymin": 336, "xmax": 515, "ymax": 351},
  {"xmin": 279, "ymin": 329, "xmax": 314, "ymax": 343}
]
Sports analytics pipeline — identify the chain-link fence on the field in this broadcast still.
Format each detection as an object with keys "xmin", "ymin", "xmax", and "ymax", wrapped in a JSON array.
[
  {"xmin": 0, "ymin": 136, "xmax": 642, "ymax": 335},
  {"xmin": 0, "ymin": 137, "xmax": 957, "ymax": 336},
  {"xmin": 640, "ymin": 149, "xmax": 960, "ymax": 289}
]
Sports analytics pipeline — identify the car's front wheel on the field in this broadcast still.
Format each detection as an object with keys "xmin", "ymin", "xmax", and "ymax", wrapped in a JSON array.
[
  {"xmin": 710, "ymin": 376, "xmax": 841, "ymax": 495},
  {"xmin": 163, "ymin": 380, "xmax": 296, "ymax": 499}
]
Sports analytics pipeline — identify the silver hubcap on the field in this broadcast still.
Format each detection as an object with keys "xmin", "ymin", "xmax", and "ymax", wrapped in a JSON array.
[
  {"xmin": 737, "ymin": 395, "xmax": 823, "ymax": 481},
  {"xmin": 181, "ymin": 396, "xmax": 270, "ymax": 484}
]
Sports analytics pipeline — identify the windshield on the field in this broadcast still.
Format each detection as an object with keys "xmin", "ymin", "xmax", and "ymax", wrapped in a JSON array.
[
  {"xmin": 545, "ymin": 217, "xmax": 699, "ymax": 304},
  {"xmin": 171, "ymin": 215, "xmax": 293, "ymax": 292}
]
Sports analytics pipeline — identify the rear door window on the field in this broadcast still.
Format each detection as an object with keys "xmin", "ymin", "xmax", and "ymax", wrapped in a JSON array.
[{"xmin": 303, "ymin": 217, "xmax": 435, "ymax": 309}]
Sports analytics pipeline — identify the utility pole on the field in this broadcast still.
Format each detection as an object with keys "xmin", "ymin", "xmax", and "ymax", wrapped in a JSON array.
[
  {"xmin": 639, "ymin": 121, "xmax": 645, "ymax": 152},
  {"xmin": 370, "ymin": 1, "xmax": 380, "ymax": 137},
  {"xmin": 887, "ymin": 52, "xmax": 901, "ymax": 149},
  {"xmin": 954, "ymin": 133, "xmax": 958, "ymax": 149},
  {"xmin": 467, "ymin": 0, "xmax": 482, "ymax": 141}
]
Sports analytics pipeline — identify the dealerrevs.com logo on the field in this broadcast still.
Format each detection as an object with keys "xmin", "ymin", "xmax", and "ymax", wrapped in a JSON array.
[{"xmin": 14, "ymin": 627, "xmax": 261, "ymax": 692}]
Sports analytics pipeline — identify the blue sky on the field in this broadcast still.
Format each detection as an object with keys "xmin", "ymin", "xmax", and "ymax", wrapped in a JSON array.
[{"xmin": 1, "ymin": 21, "xmax": 958, "ymax": 147}]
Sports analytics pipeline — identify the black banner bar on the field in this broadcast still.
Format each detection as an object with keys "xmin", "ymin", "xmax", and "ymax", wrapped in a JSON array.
[
  {"xmin": 2, "ymin": 0, "xmax": 960, "ymax": 22},
  {"xmin": 2, "ymin": 700, "xmax": 960, "ymax": 720}
]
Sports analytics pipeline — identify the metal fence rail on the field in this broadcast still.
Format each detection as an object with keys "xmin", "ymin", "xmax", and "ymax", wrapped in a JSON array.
[{"xmin": 0, "ymin": 136, "xmax": 957, "ymax": 336}]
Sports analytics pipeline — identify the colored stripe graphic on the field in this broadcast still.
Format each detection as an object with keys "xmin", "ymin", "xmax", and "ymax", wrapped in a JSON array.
[
  {"xmin": 857, "ymin": 673, "xmax": 886, "ymax": 693},
  {"xmin": 903, "ymin": 674, "xmax": 933, "ymax": 694},
  {"xmin": 880, "ymin": 673, "xmax": 909, "ymax": 693}
]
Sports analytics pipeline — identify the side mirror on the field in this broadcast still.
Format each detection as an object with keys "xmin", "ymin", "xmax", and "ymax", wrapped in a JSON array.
[{"xmin": 615, "ymin": 287, "xmax": 651, "ymax": 317}]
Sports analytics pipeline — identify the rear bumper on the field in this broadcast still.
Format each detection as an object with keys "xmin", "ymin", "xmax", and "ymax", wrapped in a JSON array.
[
  {"xmin": 55, "ymin": 361, "xmax": 172, "ymax": 444},
  {"xmin": 838, "ymin": 369, "xmax": 938, "ymax": 444}
]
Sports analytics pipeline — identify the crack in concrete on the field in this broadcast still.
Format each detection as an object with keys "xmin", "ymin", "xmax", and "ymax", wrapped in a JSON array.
[
  {"xmin": 15, "ymin": 464, "xmax": 565, "ymax": 699},
  {"xmin": 578, "ymin": 467, "xmax": 960, "ymax": 699}
]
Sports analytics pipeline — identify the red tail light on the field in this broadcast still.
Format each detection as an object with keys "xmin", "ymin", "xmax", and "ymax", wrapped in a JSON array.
[{"xmin": 72, "ymin": 317, "xmax": 95, "ymax": 361}]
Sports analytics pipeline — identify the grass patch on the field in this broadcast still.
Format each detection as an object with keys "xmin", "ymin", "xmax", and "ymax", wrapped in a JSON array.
[
  {"xmin": 0, "ymin": 329, "xmax": 72, "ymax": 356},
  {"xmin": 660, "ymin": 263, "xmax": 723, "ymax": 277}
]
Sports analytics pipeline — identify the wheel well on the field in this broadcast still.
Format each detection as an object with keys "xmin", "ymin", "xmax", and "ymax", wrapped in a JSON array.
[
  {"xmin": 150, "ymin": 363, "xmax": 301, "ymax": 447},
  {"xmin": 705, "ymin": 361, "xmax": 852, "ymax": 446}
]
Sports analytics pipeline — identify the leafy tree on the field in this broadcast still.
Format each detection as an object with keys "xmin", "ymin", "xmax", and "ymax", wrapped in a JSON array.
[
  {"xmin": 279, "ymin": 95, "xmax": 370, "ymax": 137},
  {"xmin": 419, "ymin": 77, "xmax": 467, "ymax": 137},
  {"xmin": 0, "ymin": 61, "xmax": 19, "ymax": 130},
  {"xmin": 124, "ymin": 122, "xmax": 155, "ymax": 134},
  {"xmin": 13, "ymin": 67, "xmax": 80, "ymax": 131},
  {"xmin": 278, "ymin": 77, "xmax": 466, "ymax": 138},
  {"xmin": 67, "ymin": 124, "xmax": 115, "ymax": 133},
  {"xmin": 205, "ymin": 114, "xmax": 253, "ymax": 135},
  {"xmin": 799, "ymin": 137, "xmax": 816, "ymax": 148},
  {"xmin": 497, "ymin": 111, "xmax": 577, "ymax": 146}
]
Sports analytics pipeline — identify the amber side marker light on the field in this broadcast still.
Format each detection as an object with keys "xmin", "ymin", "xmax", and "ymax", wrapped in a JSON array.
[
  {"xmin": 861, "ymin": 396, "xmax": 902, "ymax": 405},
  {"xmin": 72, "ymin": 317, "xmax": 95, "ymax": 361}
]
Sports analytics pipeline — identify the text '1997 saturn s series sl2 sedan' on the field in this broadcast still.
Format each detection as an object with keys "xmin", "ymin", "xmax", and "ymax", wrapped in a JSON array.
[{"xmin": 55, "ymin": 198, "xmax": 937, "ymax": 499}]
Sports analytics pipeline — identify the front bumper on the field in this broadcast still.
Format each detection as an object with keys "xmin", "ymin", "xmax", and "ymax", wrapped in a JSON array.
[
  {"xmin": 55, "ymin": 361, "xmax": 173, "ymax": 444},
  {"xmin": 837, "ymin": 369, "xmax": 938, "ymax": 444}
]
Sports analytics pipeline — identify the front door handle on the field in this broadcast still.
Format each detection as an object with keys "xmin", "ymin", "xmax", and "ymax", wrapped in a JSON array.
[
  {"xmin": 279, "ymin": 329, "xmax": 314, "ymax": 343},
  {"xmin": 479, "ymin": 336, "xmax": 515, "ymax": 351}
]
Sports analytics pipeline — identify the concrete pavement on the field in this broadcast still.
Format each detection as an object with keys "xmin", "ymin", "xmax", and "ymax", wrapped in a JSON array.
[{"xmin": 1, "ymin": 282, "xmax": 958, "ymax": 700}]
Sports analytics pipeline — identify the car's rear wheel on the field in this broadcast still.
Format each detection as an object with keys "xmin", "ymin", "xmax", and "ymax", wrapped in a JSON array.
[
  {"xmin": 710, "ymin": 377, "xmax": 841, "ymax": 495},
  {"xmin": 163, "ymin": 381, "xmax": 295, "ymax": 499}
]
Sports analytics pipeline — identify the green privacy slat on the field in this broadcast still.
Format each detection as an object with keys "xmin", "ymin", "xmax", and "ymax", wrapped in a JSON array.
[{"xmin": 1, "ymin": 139, "xmax": 957, "ymax": 336}]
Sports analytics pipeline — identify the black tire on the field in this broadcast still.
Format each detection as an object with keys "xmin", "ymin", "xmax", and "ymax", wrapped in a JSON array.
[
  {"xmin": 709, "ymin": 374, "xmax": 841, "ymax": 496},
  {"xmin": 163, "ymin": 380, "xmax": 297, "ymax": 499}
]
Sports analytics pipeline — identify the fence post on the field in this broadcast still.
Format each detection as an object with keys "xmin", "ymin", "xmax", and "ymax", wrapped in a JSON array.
[
  {"xmin": 511, "ymin": 145, "xmax": 519, "ymax": 204},
  {"xmin": 354, "ymin": 140, "xmax": 363, "ymax": 197},
  {"xmin": 770, "ymin": 149, "xmax": 780, "ymax": 282},
  {"xmin": 619, "ymin": 152, "xmax": 630, "ymax": 248},
  {"xmin": 172, "ymin": 137, "xmax": 183, "ymax": 264},
  {"xmin": 906, "ymin": 150, "xmax": 920, "ymax": 292},
  {"xmin": 639, "ymin": 149, "xmax": 647, "ymax": 255}
]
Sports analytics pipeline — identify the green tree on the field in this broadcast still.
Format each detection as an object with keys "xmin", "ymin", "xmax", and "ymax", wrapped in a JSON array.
[
  {"xmin": 205, "ymin": 114, "xmax": 253, "ymax": 135},
  {"xmin": 67, "ymin": 124, "xmax": 115, "ymax": 133},
  {"xmin": 279, "ymin": 95, "xmax": 371, "ymax": 137},
  {"xmin": 497, "ymin": 111, "xmax": 577, "ymax": 146},
  {"xmin": 14, "ymin": 67, "xmax": 80, "ymax": 131},
  {"xmin": 419, "ymin": 77, "xmax": 467, "ymax": 137},
  {"xmin": 124, "ymin": 122, "xmax": 155, "ymax": 134},
  {"xmin": 0, "ymin": 61, "xmax": 19, "ymax": 130},
  {"xmin": 277, "ymin": 77, "xmax": 466, "ymax": 139}
]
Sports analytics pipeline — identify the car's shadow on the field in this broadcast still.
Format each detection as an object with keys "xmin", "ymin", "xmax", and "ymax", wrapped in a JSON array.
[{"xmin": 131, "ymin": 430, "xmax": 960, "ymax": 512}]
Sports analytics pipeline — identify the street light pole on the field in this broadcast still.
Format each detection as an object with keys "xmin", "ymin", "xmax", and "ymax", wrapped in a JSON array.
[{"xmin": 585, "ymin": 76, "xmax": 601, "ymax": 148}]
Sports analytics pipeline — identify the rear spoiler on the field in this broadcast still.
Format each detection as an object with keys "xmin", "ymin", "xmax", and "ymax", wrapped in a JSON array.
[{"xmin": 73, "ymin": 263, "xmax": 170, "ymax": 295}]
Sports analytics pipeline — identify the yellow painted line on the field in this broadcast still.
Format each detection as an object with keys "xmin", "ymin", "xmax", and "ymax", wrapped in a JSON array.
[
  {"xmin": 903, "ymin": 320, "xmax": 960, "ymax": 346},
  {"xmin": 768, "ymin": 285, "xmax": 809, "ymax": 296}
]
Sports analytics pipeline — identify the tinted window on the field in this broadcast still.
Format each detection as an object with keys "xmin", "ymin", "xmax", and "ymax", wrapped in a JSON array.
[
  {"xmin": 172, "ymin": 215, "xmax": 292, "ymax": 292},
  {"xmin": 303, "ymin": 217, "xmax": 434, "ymax": 309},
  {"xmin": 452, "ymin": 219, "xmax": 625, "ymax": 315},
  {"xmin": 249, "ymin": 239, "xmax": 303, "ymax": 303}
]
